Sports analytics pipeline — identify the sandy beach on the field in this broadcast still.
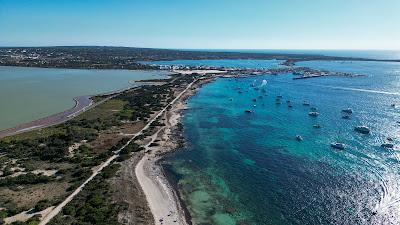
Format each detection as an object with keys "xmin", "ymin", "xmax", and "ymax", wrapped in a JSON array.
[{"xmin": 135, "ymin": 77, "xmax": 215, "ymax": 225}]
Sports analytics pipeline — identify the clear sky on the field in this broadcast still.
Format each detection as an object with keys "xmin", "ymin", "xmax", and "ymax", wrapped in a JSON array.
[{"xmin": 0, "ymin": 0, "xmax": 399, "ymax": 49}]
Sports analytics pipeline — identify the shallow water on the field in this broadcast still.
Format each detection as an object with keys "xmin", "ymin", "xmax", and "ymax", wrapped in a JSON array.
[
  {"xmin": 0, "ymin": 66, "xmax": 167, "ymax": 130},
  {"xmin": 163, "ymin": 60, "xmax": 400, "ymax": 224}
]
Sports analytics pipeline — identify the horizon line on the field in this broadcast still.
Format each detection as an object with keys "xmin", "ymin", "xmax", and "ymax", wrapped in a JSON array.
[{"xmin": 0, "ymin": 45, "xmax": 399, "ymax": 51}]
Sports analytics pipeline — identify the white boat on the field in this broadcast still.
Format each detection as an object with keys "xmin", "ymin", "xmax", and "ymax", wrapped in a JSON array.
[
  {"xmin": 303, "ymin": 101, "xmax": 310, "ymax": 106},
  {"xmin": 331, "ymin": 142, "xmax": 345, "ymax": 150},
  {"xmin": 342, "ymin": 108, "xmax": 353, "ymax": 114},
  {"xmin": 354, "ymin": 126, "xmax": 371, "ymax": 134},
  {"xmin": 313, "ymin": 124, "xmax": 321, "ymax": 128},
  {"xmin": 308, "ymin": 111, "xmax": 319, "ymax": 117},
  {"xmin": 296, "ymin": 135, "xmax": 303, "ymax": 141}
]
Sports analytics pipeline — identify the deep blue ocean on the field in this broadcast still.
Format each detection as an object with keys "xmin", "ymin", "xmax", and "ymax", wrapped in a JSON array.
[{"xmin": 159, "ymin": 52, "xmax": 400, "ymax": 225}]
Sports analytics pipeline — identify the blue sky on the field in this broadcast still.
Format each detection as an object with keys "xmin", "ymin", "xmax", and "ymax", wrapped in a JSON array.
[{"xmin": 0, "ymin": 0, "xmax": 399, "ymax": 49}]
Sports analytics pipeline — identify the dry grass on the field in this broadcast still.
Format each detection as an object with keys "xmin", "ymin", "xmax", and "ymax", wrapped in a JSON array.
[
  {"xmin": 0, "ymin": 181, "xmax": 70, "ymax": 209},
  {"xmin": 75, "ymin": 99, "xmax": 126, "ymax": 121}
]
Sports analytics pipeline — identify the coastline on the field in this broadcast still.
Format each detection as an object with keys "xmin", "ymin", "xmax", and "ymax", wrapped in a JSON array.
[
  {"xmin": 134, "ymin": 77, "xmax": 215, "ymax": 225},
  {"xmin": 0, "ymin": 95, "xmax": 92, "ymax": 138},
  {"xmin": 0, "ymin": 84, "xmax": 137, "ymax": 139}
]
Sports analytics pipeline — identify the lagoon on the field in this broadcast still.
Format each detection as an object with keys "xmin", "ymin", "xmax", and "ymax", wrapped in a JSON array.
[{"xmin": 0, "ymin": 66, "xmax": 167, "ymax": 130}]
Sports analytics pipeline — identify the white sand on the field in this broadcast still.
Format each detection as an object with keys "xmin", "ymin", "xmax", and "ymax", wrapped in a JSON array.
[
  {"xmin": 136, "ymin": 155, "xmax": 186, "ymax": 225},
  {"xmin": 173, "ymin": 69, "xmax": 227, "ymax": 75}
]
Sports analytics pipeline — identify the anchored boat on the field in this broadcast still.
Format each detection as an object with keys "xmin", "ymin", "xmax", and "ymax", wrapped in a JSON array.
[
  {"xmin": 296, "ymin": 135, "xmax": 303, "ymax": 141},
  {"xmin": 354, "ymin": 126, "xmax": 371, "ymax": 134},
  {"xmin": 331, "ymin": 142, "xmax": 345, "ymax": 150},
  {"xmin": 342, "ymin": 108, "xmax": 353, "ymax": 114}
]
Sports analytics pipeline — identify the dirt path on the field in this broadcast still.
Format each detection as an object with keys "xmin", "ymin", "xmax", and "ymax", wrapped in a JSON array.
[{"xmin": 38, "ymin": 79, "xmax": 198, "ymax": 225}]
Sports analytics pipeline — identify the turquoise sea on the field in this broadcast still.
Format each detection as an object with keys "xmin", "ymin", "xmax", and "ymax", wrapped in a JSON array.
[
  {"xmin": 0, "ymin": 66, "xmax": 168, "ymax": 130},
  {"xmin": 161, "ymin": 58, "xmax": 400, "ymax": 224}
]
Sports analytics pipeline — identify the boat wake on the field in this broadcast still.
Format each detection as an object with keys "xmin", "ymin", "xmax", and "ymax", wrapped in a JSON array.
[
  {"xmin": 273, "ymin": 80, "xmax": 400, "ymax": 96},
  {"xmin": 360, "ymin": 158, "xmax": 400, "ymax": 214},
  {"xmin": 314, "ymin": 85, "xmax": 400, "ymax": 96}
]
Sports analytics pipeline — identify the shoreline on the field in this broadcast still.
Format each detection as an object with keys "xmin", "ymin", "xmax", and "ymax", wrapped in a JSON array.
[
  {"xmin": 135, "ymin": 77, "xmax": 216, "ymax": 225},
  {"xmin": 0, "ymin": 95, "xmax": 92, "ymax": 139},
  {"xmin": 0, "ymin": 84, "xmax": 138, "ymax": 139}
]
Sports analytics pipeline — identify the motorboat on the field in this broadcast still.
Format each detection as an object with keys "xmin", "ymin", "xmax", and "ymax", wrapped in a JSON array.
[
  {"xmin": 331, "ymin": 142, "xmax": 345, "ymax": 150},
  {"xmin": 296, "ymin": 135, "xmax": 303, "ymax": 141},
  {"xmin": 308, "ymin": 111, "xmax": 319, "ymax": 117},
  {"xmin": 354, "ymin": 126, "xmax": 371, "ymax": 134},
  {"xmin": 342, "ymin": 108, "xmax": 353, "ymax": 114}
]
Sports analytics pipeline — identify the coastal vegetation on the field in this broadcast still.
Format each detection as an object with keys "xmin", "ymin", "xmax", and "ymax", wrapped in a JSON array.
[
  {"xmin": 47, "ymin": 164, "xmax": 122, "ymax": 225},
  {"xmin": 0, "ymin": 72, "xmax": 198, "ymax": 224}
]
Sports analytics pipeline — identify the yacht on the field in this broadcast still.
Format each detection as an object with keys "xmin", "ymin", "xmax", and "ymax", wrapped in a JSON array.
[
  {"xmin": 342, "ymin": 108, "xmax": 353, "ymax": 114},
  {"xmin": 331, "ymin": 142, "xmax": 345, "ymax": 150},
  {"xmin": 308, "ymin": 111, "xmax": 319, "ymax": 117},
  {"xmin": 354, "ymin": 126, "xmax": 371, "ymax": 134}
]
